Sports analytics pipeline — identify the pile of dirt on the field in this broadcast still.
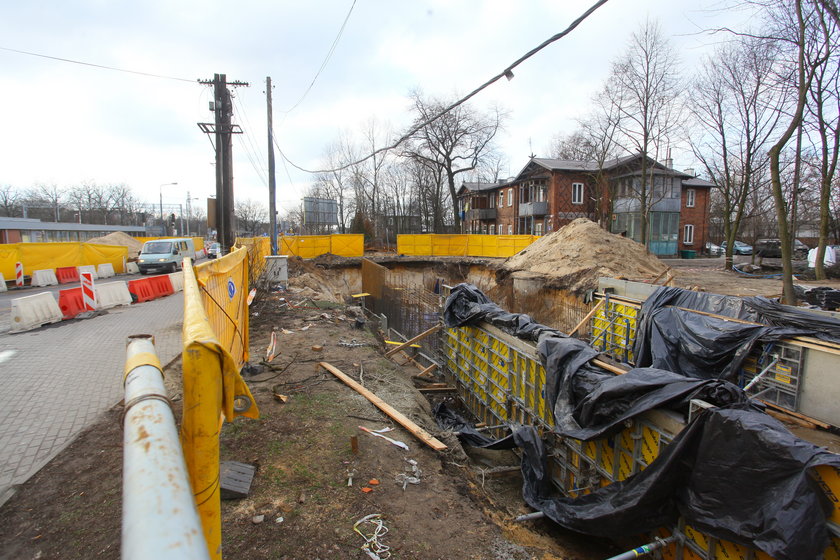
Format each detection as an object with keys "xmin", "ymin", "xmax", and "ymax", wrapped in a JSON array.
[
  {"xmin": 502, "ymin": 218, "xmax": 668, "ymax": 294},
  {"xmin": 86, "ymin": 231, "xmax": 143, "ymax": 254}
]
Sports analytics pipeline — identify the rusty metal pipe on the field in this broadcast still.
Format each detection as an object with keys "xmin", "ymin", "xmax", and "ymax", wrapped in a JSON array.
[{"xmin": 122, "ymin": 335, "xmax": 210, "ymax": 559}]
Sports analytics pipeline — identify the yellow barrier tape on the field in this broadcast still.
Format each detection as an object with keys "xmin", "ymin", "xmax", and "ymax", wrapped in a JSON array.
[
  {"xmin": 181, "ymin": 258, "xmax": 259, "ymax": 559},
  {"xmin": 123, "ymin": 351, "xmax": 163, "ymax": 381}
]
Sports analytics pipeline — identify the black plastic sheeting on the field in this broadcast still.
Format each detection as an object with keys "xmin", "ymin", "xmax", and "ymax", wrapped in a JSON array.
[
  {"xmin": 440, "ymin": 283, "xmax": 840, "ymax": 559},
  {"xmin": 433, "ymin": 402, "xmax": 516, "ymax": 450},
  {"xmin": 633, "ymin": 287, "xmax": 840, "ymax": 380}
]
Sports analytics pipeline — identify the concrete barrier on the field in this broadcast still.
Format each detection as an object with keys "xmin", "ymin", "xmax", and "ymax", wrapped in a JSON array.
[
  {"xmin": 77, "ymin": 265, "xmax": 99, "ymax": 280},
  {"xmin": 10, "ymin": 292, "xmax": 63, "ymax": 333},
  {"xmin": 97, "ymin": 263, "xmax": 116, "ymax": 278},
  {"xmin": 0, "ymin": 273, "xmax": 7, "ymax": 292},
  {"xmin": 126, "ymin": 262, "xmax": 140, "ymax": 274},
  {"xmin": 95, "ymin": 281, "xmax": 132, "ymax": 309},
  {"xmin": 31, "ymin": 269, "xmax": 59, "ymax": 287},
  {"xmin": 168, "ymin": 271, "xmax": 184, "ymax": 292}
]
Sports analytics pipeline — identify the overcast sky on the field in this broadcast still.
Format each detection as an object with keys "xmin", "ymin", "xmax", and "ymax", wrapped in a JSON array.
[{"xmin": 0, "ymin": 0, "xmax": 749, "ymax": 218}]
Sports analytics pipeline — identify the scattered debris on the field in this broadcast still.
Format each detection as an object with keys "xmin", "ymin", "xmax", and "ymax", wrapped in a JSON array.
[
  {"xmin": 311, "ymin": 345, "xmax": 324, "ymax": 352},
  {"xmin": 395, "ymin": 458, "xmax": 422, "ymax": 490},
  {"xmin": 353, "ymin": 514, "xmax": 391, "ymax": 560},
  {"xmin": 361, "ymin": 487, "xmax": 373, "ymax": 493},
  {"xmin": 368, "ymin": 478, "xmax": 380, "ymax": 486},
  {"xmin": 358, "ymin": 426, "xmax": 409, "ymax": 451},
  {"xmin": 273, "ymin": 392, "xmax": 289, "ymax": 404},
  {"xmin": 265, "ymin": 331, "xmax": 279, "ymax": 362},
  {"xmin": 251, "ymin": 514, "xmax": 265, "ymax": 524},
  {"xmin": 275, "ymin": 516, "xmax": 284, "ymax": 524},
  {"xmin": 350, "ymin": 435, "xmax": 359, "ymax": 455},
  {"xmin": 347, "ymin": 469, "xmax": 357, "ymax": 486},
  {"xmin": 338, "ymin": 339, "xmax": 369, "ymax": 348},
  {"xmin": 220, "ymin": 461, "xmax": 256, "ymax": 500}
]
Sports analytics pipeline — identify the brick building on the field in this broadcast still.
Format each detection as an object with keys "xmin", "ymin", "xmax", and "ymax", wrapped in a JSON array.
[{"xmin": 457, "ymin": 153, "xmax": 713, "ymax": 256}]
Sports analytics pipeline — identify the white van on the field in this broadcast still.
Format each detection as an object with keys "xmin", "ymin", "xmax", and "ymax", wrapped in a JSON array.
[{"xmin": 138, "ymin": 238, "xmax": 196, "ymax": 274}]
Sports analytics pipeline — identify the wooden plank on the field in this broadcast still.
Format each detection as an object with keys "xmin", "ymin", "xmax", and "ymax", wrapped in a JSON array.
[
  {"xmin": 592, "ymin": 358, "xmax": 629, "ymax": 375},
  {"xmin": 569, "ymin": 299, "xmax": 605, "ymax": 337},
  {"xmin": 385, "ymin": 324, "xmax": 442, "ymax": 357},
  {"xmin": 651, "ymin": 267, "xmax": 671, "ymax": 285},
  {"xmin": 319, "ymin": 361, "xmax": 447, "ymax": 451},
  {"xmin": 418, "ymin": 386, "xmax": 457, "ymax": 393},
  {"xmin": 760, "ymin": 400, "xmax": 831, "ymax": 430},
  {"xmin": 417, "ymin": 363, "xmax": 437, "ymax": 377}
]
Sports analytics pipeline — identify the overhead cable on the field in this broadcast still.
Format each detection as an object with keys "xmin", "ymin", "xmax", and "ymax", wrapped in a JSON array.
[
  {"xmin": 0, "ymin": 45, "xmax": 197, "ymax": 83},
  {"xmin": 275, "ymin": 0, "xmax": 609, "ymax": 175},
  {"xmin": 278, "ymin": 0, "xmax": 357, "ymax": 114}
]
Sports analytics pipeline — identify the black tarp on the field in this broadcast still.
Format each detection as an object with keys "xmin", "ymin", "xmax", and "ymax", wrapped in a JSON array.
[
  {"xmin": 633, "ymin": 287, "xmax": 840, "ymax": 380},
  {"xmin": 440, "ymin": 283, "xmax": 840, "ymax": 559},
  {"xmin": 514, "ymin": 407, "xmax": 840, "ymax": 560},
  {"xmin": 433, "ymin": 402, "xmax": 516, "ymax": 450}
]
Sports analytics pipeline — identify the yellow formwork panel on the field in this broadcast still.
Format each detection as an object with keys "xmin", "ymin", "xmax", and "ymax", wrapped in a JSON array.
[{"xmin": 330, "ymin": 234, "xmax": 364, "ymax": 257}]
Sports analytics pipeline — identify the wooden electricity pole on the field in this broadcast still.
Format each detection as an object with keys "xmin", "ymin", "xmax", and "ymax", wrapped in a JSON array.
[
  {"xmin": 198, "ymin": 73, "xmax": 248, "ymax": 254},
  {"xmin": 266, "ymin": 76, "xmax": 278, "ymax": 255}
]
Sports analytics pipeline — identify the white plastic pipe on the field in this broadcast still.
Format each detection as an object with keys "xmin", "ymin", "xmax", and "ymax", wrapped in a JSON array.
[{"xmin": 122, "ymin": 335, "xmax": 210, "ymax": 559}]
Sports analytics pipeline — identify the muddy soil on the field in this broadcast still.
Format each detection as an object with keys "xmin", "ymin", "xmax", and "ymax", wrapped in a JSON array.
[{"xmin": 0, "ymin": 293, "xmax": 617, "ymax": 560}]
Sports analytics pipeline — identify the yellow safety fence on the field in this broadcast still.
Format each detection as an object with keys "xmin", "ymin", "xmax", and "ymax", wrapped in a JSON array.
[
  {"xmin": 279, "ymin": 233, "xmax": 363, "ymax": 258},
  {"xmin": 136, "ymin": 236, "xmax": 205, "ymax": 254},
  {"xmin": 0, "ymin": 242, "xmax": 127, "ymax": 279},
  {"xmin": 234, "ymin": 237, "xmax": 271, "ymax": 287},
  {"xmin": 397, "ymin": 234, "xmax": 537, "ymax": 257},
  {"xmin": 181, "ymin": 254, "xmax": 259, "ymax": 559}
]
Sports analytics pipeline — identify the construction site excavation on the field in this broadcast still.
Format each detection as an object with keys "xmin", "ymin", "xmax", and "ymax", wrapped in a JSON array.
[{"xmin": 4, "ymin": 221, "xmax": 840, "ymax": 560}]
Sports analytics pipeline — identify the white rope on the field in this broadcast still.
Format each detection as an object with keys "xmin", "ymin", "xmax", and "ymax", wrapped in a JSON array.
[{"xmin": 353, "ymin": 514, "xmax": 391, "ymax": 560}]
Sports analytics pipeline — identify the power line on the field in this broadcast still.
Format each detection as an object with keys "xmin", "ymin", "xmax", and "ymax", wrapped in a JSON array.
[
  {"xmin": 278, "ymin": 0, "xmax": 357, "ymax": 114},
  {"xmin": 275, "ymin": 0, "xmax": 609, "ymax": 175},
  {"xmin": 236, "ymin": 134, "xmax": 269, "ymax": 185},
  {"xmin": 232, "ymin": 93, "xmax": 269, "ymax": 171},
  {"xmin": 0, "ymin": 45, "xmax": 197, "ymax": 83}
]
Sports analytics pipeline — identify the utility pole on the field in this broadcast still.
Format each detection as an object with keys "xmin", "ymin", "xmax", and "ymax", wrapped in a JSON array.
[
  {"xmin": 266, "ymin": 76, "xmax": 278, "ymax": 255},
  {"xmin": 198, "ymin": 73, "xmax": 248, "ymax": 254}
]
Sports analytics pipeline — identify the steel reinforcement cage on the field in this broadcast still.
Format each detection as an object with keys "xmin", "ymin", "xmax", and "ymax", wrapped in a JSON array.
[{"xmin": 441, "ymin": 290, "xmax": 840, "ymax": 560}]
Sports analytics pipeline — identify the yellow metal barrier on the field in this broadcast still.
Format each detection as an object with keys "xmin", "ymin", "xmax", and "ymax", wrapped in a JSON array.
[
  {"xmin": 234, "ymin": 237, "xmax": 271, "ymax": 287},
  {"xmin": 181, "ymin": 257, "xmax": 259, "ymax": 559},
  {"xmin": 279, "ymin": 234, "xmax": 364, "ymax": 258},
  {"xmin": 0, "ymin": 242, "xmax": 128, "ymax": 279},
  {"xmin": 193, "ymin": 247, "xmax": 250, "ymax": 367},
  {"xmin": 396, "ymin": 234, "xmax": 536, "ymax": 258}
]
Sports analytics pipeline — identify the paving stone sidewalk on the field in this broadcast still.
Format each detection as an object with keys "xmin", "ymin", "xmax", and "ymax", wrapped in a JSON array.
[{"xmin": 0, "ymin": 293, "xmax": 184, "ymax": 505}]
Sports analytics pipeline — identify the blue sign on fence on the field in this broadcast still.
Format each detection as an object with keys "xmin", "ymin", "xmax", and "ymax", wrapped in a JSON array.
[{"xmin": 227, "ymin": 279, "xmax": 236, "ymax": 300}]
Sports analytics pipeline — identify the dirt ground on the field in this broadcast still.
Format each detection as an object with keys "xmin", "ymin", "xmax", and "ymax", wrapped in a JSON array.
[
  {"xmin": 4, "ymin": 254, "xmax": 840, "ymax": 559},
  {"xmin": 0, "ymin": 292, "xmax": 617, "ymax": 560}
]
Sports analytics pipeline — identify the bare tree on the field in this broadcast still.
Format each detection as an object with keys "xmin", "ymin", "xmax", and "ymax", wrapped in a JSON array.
[
  {"xmin": 607, "ymin": 18, "xmax": 683, "ymax": 245},
  {"xmin": 405, "ymin": 91, "xmax": 503, "ymax": 230},
  {"xmin": 235, "ymin": 199, "xmax": 268, "ymax": 236},
  {"xmin": 0, "ymin": 185, "xmax": 21, "ymax": 217},
  {"xmin": 689, "ymin": 37, "xmax": 784, "ymax": 269}
]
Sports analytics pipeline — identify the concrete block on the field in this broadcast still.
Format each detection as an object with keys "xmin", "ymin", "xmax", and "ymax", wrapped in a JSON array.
[
  {"xmin": 0, "ymin": 273, "xmax": 8, "ymax": 292},
  {"xmin": 97, "ymin": 263, "xmax": 116, "ymax": 278},
  {"xmin": 77, "ymin": 265, "xmax": 99, "ymax": 280},
  {"xmin": 264, "ymin": 255, "xmax": 288, "ymax": 283},
  {"xmin": 126, "ymin": 262, "xmax": 140, "ymax": 274},
  {"xmin": 31, "ymin": 269, "xmax": 59, "ymax": 287},
  {"xmin": 9, "ymin": 292, "xmax": 63, "ymax": 333},
  {"xmin": 168, "ymin": 271, "xmax": 184, "ymax": 292},
  {"xmin": 95, "ymin": 281, "xmax": 132, "ymax": 310}
]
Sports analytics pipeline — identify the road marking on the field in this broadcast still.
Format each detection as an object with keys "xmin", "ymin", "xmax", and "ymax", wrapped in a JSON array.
[{"xmin": 0, "ymin": 350, "xmax": 17, "ymax": 365}]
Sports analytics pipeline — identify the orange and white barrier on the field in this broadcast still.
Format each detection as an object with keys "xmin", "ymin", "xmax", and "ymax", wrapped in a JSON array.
[
  {"xmin": 95, "ymin": 281, "xmax": 132, "ymax": 309},
  {"xmin": 77, "ymin": 265, "xmax": 99, "ymax": 280},
  {"xmin": 80, "ymin": 272, "xmax": 96, "ymax": 311},
  {"xmin": 168, "ymin": 271, "xmax": 184, "ymax": 292},
  {"xmin": 15, "ymin": 261, "xmax": 24, "ymax": 287},
  {"xmin": 32, "ymin": 269, "xmax": 59, "ymax": 287},
  {"xmin": 9, "ymin": 292, "xmax": 63, "ymax": 333},
  {"xmin": 97, "ymin": 263, "xmax": 116, "ymax": 278}
]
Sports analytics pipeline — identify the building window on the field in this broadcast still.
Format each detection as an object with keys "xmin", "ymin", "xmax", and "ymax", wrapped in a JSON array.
[
  {"xmin": 490, "ymin": 224, "xmax": 495, "ymax": 235},
  {"xmin": 684, "ymin": 224, "xmax": 694, "ymax": 245},
  {"xmin": 535, "ymin": 222, "xmax": 543, "ymax": 236},
  {"xmin": 572, "ymin": 182, "xmax": 584, "ymax": 205},
  {"xmin": 489, "ymin": 194, "xmax": 495, "ymax": 208},
  {"xmin": 508, "ymin": 224, "xmax": 513, "ymax": 235},
  {"xmin": 686, "ymin": 188, "xmax": 696, "ymax": 208},
  {"xmin": 498, "ymin": 191, "xmax": 504, "ymax": 208},
  {"xmin": 507, "ymin": 188, "xmax": 513, "ymax": 207}
]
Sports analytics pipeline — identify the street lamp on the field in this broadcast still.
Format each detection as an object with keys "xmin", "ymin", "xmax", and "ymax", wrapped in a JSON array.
[{"xmin": 159, "ymin": 182, "xmax": 178, "ymax": 221}]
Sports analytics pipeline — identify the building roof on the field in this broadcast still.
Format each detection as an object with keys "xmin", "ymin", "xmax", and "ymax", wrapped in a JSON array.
[
  {"xmin": 458, "ymin": 180, "xmax": 510, "ymax": 196},
  {"xmin": 519, "ymin": 153, "xmax": 694, "ymax": 181},
  {"xmin": 682, "ymin": 177, "xmax": 715, "ymax": 188},
  {"xmin": 0, "ymin": 216, "xmax": 147, "ymax": 233}
]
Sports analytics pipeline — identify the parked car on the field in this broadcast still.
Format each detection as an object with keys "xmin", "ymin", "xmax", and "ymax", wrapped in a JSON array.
[
  {"xmin": 754, "ymin": 238, "xmax": 809, "ymax": 259},
  {"xmin": 705, "ymin": 242, "xmax": 723, "ymax": 257},
  {"xmin": 720, "ymin": 240, "xmax": 753, "ymax": 255},
  {"xmin": 137, "ymin": 237, "xmax": 195, "ymax": 274},
  {"xmin": 207, "ymin": 242, "xmax": 221, "ymax": 259}
]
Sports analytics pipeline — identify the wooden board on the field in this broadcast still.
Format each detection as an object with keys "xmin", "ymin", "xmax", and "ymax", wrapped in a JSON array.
[
  {"xmin": 385, "ymin": 324, "xmax": 442, "ymax": 357},
  {"xmin": 319, "ymin": 361, "xmax": 448, "ymax": 451}
]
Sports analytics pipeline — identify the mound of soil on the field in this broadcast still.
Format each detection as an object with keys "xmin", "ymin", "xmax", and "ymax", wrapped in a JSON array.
[
  {"xmin": 87, "ymin": 231, "xmax": 143, "ymax": 255},
  {"xmin": 503, "ymin": 219, "xmax": 667, "ymax": 294}
]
